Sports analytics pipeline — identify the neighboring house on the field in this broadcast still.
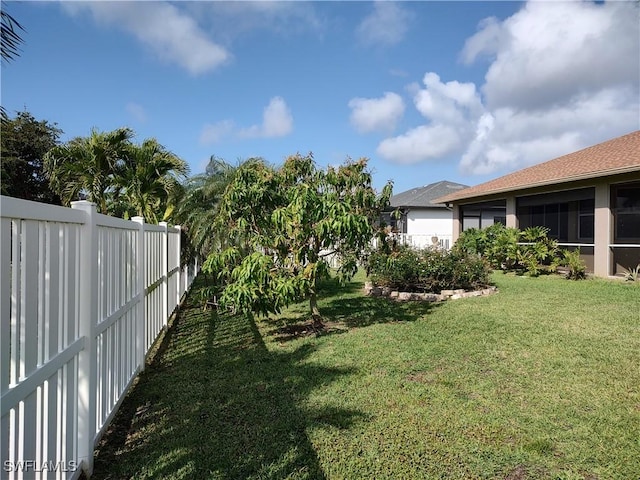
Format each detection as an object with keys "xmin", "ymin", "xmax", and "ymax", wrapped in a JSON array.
[
  {"xmin": 435, "ymin": 130, "xmax": 640, "ymax": 277},
  {"xmin": 383, "ymin": 180, "xmax": 468, "ymax": 249}
]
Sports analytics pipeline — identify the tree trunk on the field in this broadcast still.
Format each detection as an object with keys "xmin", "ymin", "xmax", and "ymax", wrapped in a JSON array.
[{"xmin": 309, "ymin": 291, "xmax": 324, "ymax": 330}]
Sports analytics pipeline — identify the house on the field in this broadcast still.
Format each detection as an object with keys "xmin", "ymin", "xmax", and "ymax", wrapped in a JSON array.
[
  {"xmin": 435, "ymin": 131, "xmax": 640, "ymax": 277},
  {"xmin": 383, "ymin": 180, "xmax": 468, "ymax": 249}
]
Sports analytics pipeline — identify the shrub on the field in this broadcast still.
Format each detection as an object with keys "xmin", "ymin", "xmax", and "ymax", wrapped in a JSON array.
[
  {"xmin": 454, "ymin": 223, "xmax": 509, "ymax": 263},
  {"xmin": 367, "ymin": 246, "xmax": 422, "ymax": 292},
  {"xmin": 454, "ymin": 224, "xmax": 561, "ymax": 277},
  {"xmin": 367, "ymin": 245, "xmax": 491, "ymax": 293},
  {"xmin": 562, "ymin": 248, "xmax": 587, "ymax": 280},
  {"xmin": 624, "ymin": 264, "xmax": 640, "ymax": 282}
]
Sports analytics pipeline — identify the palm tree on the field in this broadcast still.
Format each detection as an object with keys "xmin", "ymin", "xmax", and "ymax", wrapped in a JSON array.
[
  {"xmin": 1, "ymin": 6, "xmax": 25, "ymax": 121},
  {"xmin": 43, "ymin": 127, "xmax": 133, "ymax": 213},
  {"xmin": 115, "ymin": 138, "xmax": 189, "ymax": 223},
  {"xmin": 1, "ymin": 6, "xmax": 25, "ymax": 63},
  {"xmin": 174, "ymin": 156, "xmax": 240, "ymax": 259}
]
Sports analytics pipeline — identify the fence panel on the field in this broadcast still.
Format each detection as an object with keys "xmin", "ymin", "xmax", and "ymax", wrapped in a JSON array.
[
  {"xmin": 143, "ymin": 224, "xmax": 166, "ymax": 353},
  {"xmin": 1, "ymin": 197, "xmax": 85, "ymax": 480},
  {"xmin": 166, "ymin": 226, "xmax": 180, "ymax": 317},
  {"xmin": 1, "ymin": 197, "xmax": 197, "ymax": 479},
  {"xmin": 93, "ymin": 214, "xmax": 142, "ymax": 437}
]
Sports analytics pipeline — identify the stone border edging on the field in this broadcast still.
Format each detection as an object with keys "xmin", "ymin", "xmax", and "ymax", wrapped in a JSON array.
[{"xmin": 364, "ymin": 282, "xmax": 497, "ymax": 302}]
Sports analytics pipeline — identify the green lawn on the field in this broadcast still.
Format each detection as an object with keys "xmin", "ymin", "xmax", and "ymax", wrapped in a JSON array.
[{"xmin": 90, "ymin": 272, "xmax": 640, "ymax": 480}]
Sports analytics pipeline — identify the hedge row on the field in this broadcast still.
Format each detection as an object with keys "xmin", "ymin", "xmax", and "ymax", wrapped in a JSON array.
[{"xmin": 367, "ymin": 246, "xmax": 491, "ymax": 293}]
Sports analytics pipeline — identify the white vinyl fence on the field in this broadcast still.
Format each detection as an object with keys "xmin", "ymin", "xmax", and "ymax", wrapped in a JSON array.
[
  {"xmin": 371, "ymin": 233, "xmax": 453, "ymax": 251},
  {"xmin": 390, "ymin": 233, "xmax": 452, "ymax": 250},
  {"xmin": 1, "ymin": 196, "xmax": 197, "ymax": 479}
]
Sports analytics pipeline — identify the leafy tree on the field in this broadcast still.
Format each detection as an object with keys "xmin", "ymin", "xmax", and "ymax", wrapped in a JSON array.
[
  {"xmin": 202, "ymin": 153, "xmax": 392, "ymax": 327},
  {"xmin": 174, "ymin": 155, "xmax": 240, "ymax": 261},
  {"xmin": 113, "ymin": 138, "xmax": 189, "ymax": 223},
  {"xmin": 1, "ymin": 110, "xmax": 62, "ymax": 203},
  {"xmin": 43, "ymin": 127, "xmax": 134, "ymax": 213}
]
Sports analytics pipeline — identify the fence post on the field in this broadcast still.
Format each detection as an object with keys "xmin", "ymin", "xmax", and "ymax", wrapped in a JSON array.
[
  {"xmin": 159, "ymin": 222, "xmax": 169, "ymax": 328},
  {"xmin": 71, "ymin": 201, "xmax": 98, "ymax": 476},
  {"xmin": 132, "ymin": 217, "xmax": 146, "ymax": 372},
  {"xmin": 175, "ymin": 225, "xmax": 182, "ymax": 302}
]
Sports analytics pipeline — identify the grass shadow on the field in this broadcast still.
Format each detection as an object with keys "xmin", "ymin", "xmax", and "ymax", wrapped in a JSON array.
[
  {"xmin": 89, "ymin": 275, "xmax": 364, "ymax": 479},
  {"xmin": 264, "ymin": 275, "xmax": 440, "ymax": 341}
]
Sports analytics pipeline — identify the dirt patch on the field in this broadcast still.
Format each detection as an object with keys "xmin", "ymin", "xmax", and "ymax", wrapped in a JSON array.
[
  {"xmin": 270, "ymin": 320, "xmax": 347, "ymax": 341},
  {"xmin": 504, "ymin": 465, "xmax": 528, "ymax": 480},
  {"xmin": 405, "ymin": 365, "xmax": 448, "ymax": 384},
  {"xmin": 504, "ymin": 464, "xmax": 550, "ymax": 480}
]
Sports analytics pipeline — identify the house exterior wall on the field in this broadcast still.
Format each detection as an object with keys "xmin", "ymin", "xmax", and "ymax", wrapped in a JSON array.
[
  {"xmin": 448, "ymin": 172, "xmax": 640, "ymax": 277},
  {"xmin": 405, "ymin": 208, "xmax": 454, "ymax": 237}
]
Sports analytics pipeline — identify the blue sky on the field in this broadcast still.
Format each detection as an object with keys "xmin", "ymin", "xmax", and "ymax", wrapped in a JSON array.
[{"xmin": 2, "ymin": 1, "xmax": 638, "ymax": 194}]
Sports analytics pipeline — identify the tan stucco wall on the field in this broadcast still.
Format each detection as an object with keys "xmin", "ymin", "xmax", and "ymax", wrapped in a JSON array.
[
  {"xmin": 593, "ymin": 183, "xmax": 613, "ymax": 276},
  {"xmin": 506, "ymin": 197, "xmax": 517, "ymax": 229}
]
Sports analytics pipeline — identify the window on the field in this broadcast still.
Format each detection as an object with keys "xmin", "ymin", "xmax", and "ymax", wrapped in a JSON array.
[
  {"xmin": 578, "ymin": 199, "xmax": 594, "ymax": 240},
  {"xmin": 462, "ymin": 215, "xmax": 480, "ymax": 231},
  {"xmin": 614, "ymin": 184, "xmax": 640, "ymax": 242},
  {"xmin": 517, "ymin": 188, "xmax": 593, "ymax": 243},
  {"xmin": 526, "ymin": 203, "xmax": 568, "ymax": 240},
  {"xmin": 461, "ymin": 202, "xmax": 506, "ymax": 231},
  {"xmin": 494, "ymin": 216, "xmax": 506, "ymax": 225}
]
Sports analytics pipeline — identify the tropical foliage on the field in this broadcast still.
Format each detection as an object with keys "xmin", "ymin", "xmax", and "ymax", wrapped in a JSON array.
[
  {"xmin": 1, "ymin": 7, "xmax": 24, "ymax": 63},
  {"xmin": 173, "ymin": 156, "xmax": 239, "ymax": 262},
  {"xmin": 453, "ymin": 223, "xmax": 586, "ymax": 278},
  {"xmin": 202, "ymin": 153, "xmax": 392, "ymax": 326},
  {"xmin": 43, "ymin": 127, "xmax": 134, "ymax": 213},
  {"xmin": 562, "ymin": 248, "xmax": 587, "ymax": 280},
  {"xmin": 42, "ymin": 127, "xmax": 188, "ymax": 223},
  {"xmin": 113, "ymin": 138, "xmax": 189, "ymax": 223}
]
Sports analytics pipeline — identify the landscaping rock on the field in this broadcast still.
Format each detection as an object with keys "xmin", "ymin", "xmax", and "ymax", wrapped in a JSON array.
[
  {"xmin": 367, "ymin": 284, "xmax": 497, "ymax": 302},
  {"xmin": 420, "ymin": 293, "xmax": 442, "ymax": 302},
  {"xmin": 369, "ymin": 286, "xmax": 383, "ymax": 297}
]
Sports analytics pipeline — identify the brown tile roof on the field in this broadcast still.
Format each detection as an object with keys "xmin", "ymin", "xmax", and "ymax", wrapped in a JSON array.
[{"xmin": 436, "ymin": 130, "xmax": 640, "ymax": 203}]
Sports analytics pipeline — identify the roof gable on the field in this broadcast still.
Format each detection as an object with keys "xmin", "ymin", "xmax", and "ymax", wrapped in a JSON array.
[
  {"xmin": 390, "ymin": 180, "xmax": 469, "ymax": 208},
  {"xmin": 436, "ymin": 130, "xmax": 640, "ymax": 204}
]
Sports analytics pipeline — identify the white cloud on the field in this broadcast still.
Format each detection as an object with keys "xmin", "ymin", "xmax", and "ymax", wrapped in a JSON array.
[
  {"xmin": 414, "ymin": 73, "xmax": 483, "ymax": 125},
  {"xmin": 377, "ymin": 0, "xmax": 639, "ymax": 175},
  {"xmin": 200, "ymin": 120, "xmax": 235, "ymax": 145},
  {"xmin": 184, "ymin": 2, "xmax": 325, "ymax": 42},
  {"xmin": 356, "ymin": 1, "xmax": 412, "ymax": 47},
  {"xmin": 348, "ymin": 92, "xmax": 405, "ymax": 133},
  {"xmin": 377, "ymin": 124, "xmax": 462, "ymax": 164},
  {"xmin": 125, "ymin": 102, "xmax": 147, "ymax": 123},
  {"xmin": 375, "ymin": 73, "xmax": 481, "ymax": 163},
  {"xmin": 460, "ymin": 87, "xmax": 639, "ymax": 175},
  {"xmin": 462, "ymin": 0, "xmax": 639, "ymax": 110},
  {"xmin": 200, "ymin": 97, "xmax": 294, "ymax": 145},
  {"xmin": 239, "ymin": 97, "xmax": 293, "ymax": 139},
  {"xmin": 61, "ymin": 2, "xmax": 229, "ymax": 75}
]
